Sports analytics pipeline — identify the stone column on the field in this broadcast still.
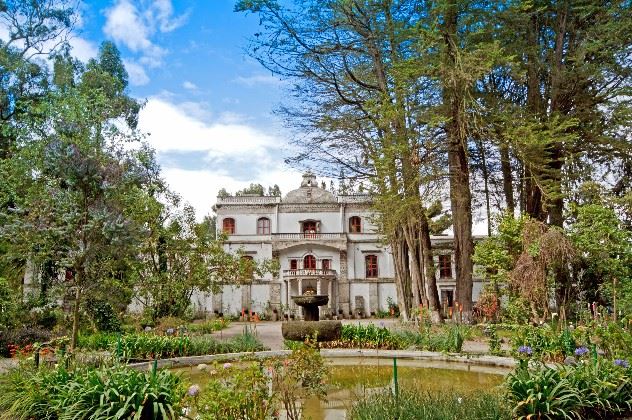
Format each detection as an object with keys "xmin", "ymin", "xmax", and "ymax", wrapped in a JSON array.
[
  {"xmin": 316, "ymin": 279, "xmax": 322, "ymax": 295},
  {"xmin": 369, "ymin": 282, "xmax": 378, "ymax": 315},
  {"xmin": 241, "ymin": 285, "xmax": 251, "ymax": 312},
  {"xmin": 328, "ymin": 280, "xmax": 333, "ymax": 311},
  {"xmin": 297, "ymin": 278, "xmax": 303, "ymax": 319},
  {"xmin": 338, "ymin": 250, "xmax": 350, "ymax": 315},
  {"xmin": 270, "ymin": 283, "xmax": 281, "ymax": 311}
]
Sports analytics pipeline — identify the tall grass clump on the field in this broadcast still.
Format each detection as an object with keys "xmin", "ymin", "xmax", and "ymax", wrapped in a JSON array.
[
  {"xmin": 77, "ymin": 332, "xmax": 267, "ymax": 360},
  {"xmin": 506, "ymin": 359, "xmax": 632, "ymax": 419},
  {"xmin": 349, "ymin": 388, "xmax": 511, "ymax": 420},
  {"xmin": 0, "ymin": 363, "xmax": 185, "ymax": 420}
]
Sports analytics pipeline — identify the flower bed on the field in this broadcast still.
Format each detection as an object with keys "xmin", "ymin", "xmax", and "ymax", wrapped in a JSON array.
[{"xmin": 77, "ymin": 332, "xmax": 267, "ymax": 360}]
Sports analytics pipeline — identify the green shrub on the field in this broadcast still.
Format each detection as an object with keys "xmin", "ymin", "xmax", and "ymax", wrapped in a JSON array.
[
  {"xmin": 506, "ymin": 359, "xmax": 632, "ymax": 419},
  {"xmin": 0, "ymin": 326, "xmax": 51, "ymax": 357},
  {"xmin": 187, "ymin": 318, "xmax": 230, "ymax": 334},
  {"xmin": 320, "ymin": 323, "xmax": 472, "ymax": 352},
  {"xmin": 195, "ymin": 362, "xmax": 273, "ymax": 420},
  {"xmin": 86, "ymin": 300, "xmax": 121, "ymax": 332},
  {"xmin": 349, "ymin": 388, "xmax": 511, "ymax": 420},
  {"xmin": 0, "ymin": 363, "xmax": 185, "ymax": 420},
  {"xmin": 511, "ymin": 324, "xmax": 582, "ymax": 361},
  {"xmin": 77, "ymin": 332, "xmax": 268, "ymax": 360}
]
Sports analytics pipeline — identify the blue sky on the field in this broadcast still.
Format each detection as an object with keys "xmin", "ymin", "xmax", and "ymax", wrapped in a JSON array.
[{"xmin": 65, "ymin": 0, "xmax": 302, "ymax": 217}]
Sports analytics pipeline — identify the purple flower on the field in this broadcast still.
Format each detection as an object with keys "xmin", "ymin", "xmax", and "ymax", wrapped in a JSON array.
[
  {"xmin": 187, "ymin": 384, "xmax": 200, "ymax": 397},
  {"xmin": 518, "ymin": 345, "xmax": 532, "ymax": 355},
  {"xmin": 614, "ymin": 359, "xmax": 630, "ymax": 368},
  {"xmin": 574, "ymin": 346, "xmax": 589, "ymax": 357},
  {"xmin": 223, "ymin": 362, "xmax": 232, "ymax": 369}
]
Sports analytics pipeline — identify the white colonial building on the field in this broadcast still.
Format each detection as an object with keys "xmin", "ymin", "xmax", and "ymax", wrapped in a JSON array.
[{"xmin": 196, "ymin": 172, "xmax": 485, "ymax": 319}]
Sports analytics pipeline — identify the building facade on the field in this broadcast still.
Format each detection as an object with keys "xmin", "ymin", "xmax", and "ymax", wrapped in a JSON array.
[{"xmin": 198, "ymin": 173, "xmax": 485, "ymax": 318}]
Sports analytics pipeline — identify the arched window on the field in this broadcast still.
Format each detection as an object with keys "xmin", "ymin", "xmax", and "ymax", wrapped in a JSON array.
[
  {"xmin": 222, "ymin": 218, "xmax": 235, "ymax": 234},
  {"xmin": 303, "ymin": 255, "xmax": 316, "ymax": 270},
  {"xmin": 349, "ymin": 216, "xmax": 362, "ymax": 233},
  {"xmin": 365, "ymin": 255, "xmax": 378, "ymax": 278},
  {"xmin": 257, "ymin": 217, "xmax": 270, "ymax": 235}
]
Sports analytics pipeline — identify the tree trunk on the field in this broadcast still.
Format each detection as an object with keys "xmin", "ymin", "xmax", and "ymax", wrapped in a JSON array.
[
  {"xmin": 478, "ymin": 138, "xmax": 492, "ymax": 237},
  {"xmin": 420, "ymin": 215, "xmax": 443, "ymax": 323},
  {"xmin": 499, "ymin": 143, "xmax": 515, "ymax": 215},
  {"xmin": 524, "ymin": 10, "xmax": 546, "ymax": 221},
  {"xmin": 391, "ymin": 233, "xmax": 411, "ymax": 320},
  {"xmin": 442, "ymin": 4, "xmax": 474, "ymax": 322},
  {"xmin": 71, "ymin": 285, "xmax": 81, "ymax": 350}
]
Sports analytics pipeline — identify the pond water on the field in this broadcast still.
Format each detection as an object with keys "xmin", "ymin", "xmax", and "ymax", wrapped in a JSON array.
[{"xmin": 174, "ymin": 357, "xmax": 508, "ymax": 420}]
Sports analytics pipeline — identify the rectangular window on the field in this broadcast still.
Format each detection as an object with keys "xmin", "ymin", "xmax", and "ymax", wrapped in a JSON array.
[
  {"xmin": 438, "ymin": 254, "xmax": 452, "ymax": 278},
  {"xmin": 365, "ymin": 255, "xmax": 378, "ymax": 278},
  {"xmin": 290, "ymin": 259, "xmax": 298, "ymax": 270},
  {"xmin": 322, "ymin": 259, "xmax": 330, "ymax": 271},
  {"xmin": 222, "ymin": 218, "xmax": 235, "ymax": 234},
  {"xmin": 257, "ymin": 218, "xmax": 270, "ymax": 235},
  {"xmin": 349, "ymin": 216, "xmax": 362, "ymax": 233}
]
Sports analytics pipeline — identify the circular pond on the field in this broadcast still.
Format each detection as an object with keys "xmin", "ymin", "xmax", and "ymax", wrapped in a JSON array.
[{"xmin": 174, "ymin": 356, "xmax": 508, "ymax": 419}]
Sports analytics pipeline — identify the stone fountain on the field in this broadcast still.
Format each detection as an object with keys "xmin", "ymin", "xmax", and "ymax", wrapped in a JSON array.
[
  {"xmin": 282, "ymin": 288, "xmax": 341, "ymax": 343},
  {"xmin": 292, "ymin": 294, "xmax": 329, "ymax": 321}
]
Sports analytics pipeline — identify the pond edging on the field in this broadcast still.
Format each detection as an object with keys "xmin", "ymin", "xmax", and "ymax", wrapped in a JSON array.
[
  {"xmin": 319, "ymin": 349, "xmax": 517, "ymax": 368},
  {"xmin": 128, "ymin": 348, "xmax": 516, "ymax": 370},
  {"xmin": 127, "ymin": 350, "xmax": 292, "ymax": 370}
]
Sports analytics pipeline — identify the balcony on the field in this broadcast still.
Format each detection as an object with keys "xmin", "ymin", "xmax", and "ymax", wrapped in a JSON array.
[
  {"xmin": 283, "ymin": 268, "xmax": 337, "ymax": 279},
  {"xmin": 272, "ymin": 233, "xmax": 345, "ymax": 240},
  {"xmin": 271, "ymin": 232, "xmax": 347, "ymax": 251}
]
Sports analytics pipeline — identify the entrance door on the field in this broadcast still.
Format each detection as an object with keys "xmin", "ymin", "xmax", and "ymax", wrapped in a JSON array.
[
  {"xmin": 303, "ymin": 221, "xmax": 317, "ymax": 238},
  {"xmin": 441, "ymin": 290, "xmax": 454, "ymax": 317}
]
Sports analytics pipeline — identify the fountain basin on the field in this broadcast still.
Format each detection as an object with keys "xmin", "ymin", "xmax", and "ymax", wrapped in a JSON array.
[{"xmin": 291, "ymin": 295, "xmax": 329, "ymax": 321}]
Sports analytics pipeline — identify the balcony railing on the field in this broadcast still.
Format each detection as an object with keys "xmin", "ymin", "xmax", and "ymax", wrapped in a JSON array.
[
  {"xmin": 283, "ymin": 269, "xmax": 337, "ymax": 278},
  {"xmin": 272, "ymin": 233, "xmax": 346, "ymax": 240},
  {"xmin": 216, "ymin": 196, "xmax": 280, "ymax": 205}
]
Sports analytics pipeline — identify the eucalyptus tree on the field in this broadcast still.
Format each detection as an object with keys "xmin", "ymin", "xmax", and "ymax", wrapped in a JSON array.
[
  {"xmin": 237, "ymin": 0, "xmax": 505, "ymax": 321},
  {"xmin": 0, "ymin": 37, "xmax": 147, "ymax": 347},
  {"xmin": 0, "ymin": 0, "xmax": 76, "ymax": 158}
]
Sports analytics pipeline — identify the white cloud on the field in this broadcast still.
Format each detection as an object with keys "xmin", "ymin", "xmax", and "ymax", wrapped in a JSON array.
[
  {"xmin": 137, "ymin": 97, "xmax": 300, "ymax": 218},
  {"xmin": 68, "ymin": 36, "xmax": 98, "ymax": 62},
  {"xmin": 124, "ymin": 59, "xmax": 149, "ymax": 86},
  {"xmin": 103, "ymin": 0, "xmax": 187, "ymax": 82},
  {"xmin": 152, "ymin": 0, "xmax": 189, "ymax": 32},
  {"xmin": 162, "ymin": 167, "xmax": 300, "ymax": 219},
  {"xmin": 138, "ymin": 98, "xmax": 276, "ymax": 158},
  {"xmin": 233, "ymin": 74, "xmax": 283, "ymax": 87},
  {"xmin": 182, "ymin": 80, "xmax": 197, "ymax": 90}
]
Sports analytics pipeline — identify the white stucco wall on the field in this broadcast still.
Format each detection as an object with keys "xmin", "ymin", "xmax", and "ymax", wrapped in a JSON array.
[
  {"xmin": 350, "ymin": 283, "xmax": 370, "ymax": 314},
  {"xmin": 221, "ymin": 285, "xmax": 243, "ymax": 315},
  {"xmin": 378, "ymin": 283, "xmax": 397, "ymax": 311},
  {"xmin": 347, "ymin": 243, "xmax": 394, "ymax": 280},
  {"xmin": 250, "ymin": 284, "xmax": 270, "ymax": 314},
  {"xmin": 278, "ymin": 211, "xmax": 341, "ymax": 233},
  {"xmin": 219, "ymin": 212, "xmax": 276, "ymax": 236}
]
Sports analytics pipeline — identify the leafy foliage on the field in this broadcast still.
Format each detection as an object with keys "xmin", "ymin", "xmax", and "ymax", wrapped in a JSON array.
[
  {"xmin": 506, "ymin": 360, "xmax": 632, "ymax": 419},
  {"xmin": 0, "ymin": 363, "xmax": 185, "ymax": 420},
  {"xmin": 349, "ymin": 388, "xmax": 511, "ymax": 420},
  {"xmin": 77, "ymin": 332, "xmax": 267, "ymax": 360},
  {"xmin": 195, "ymin": 362, "xmax": 274, "ymax": 420}
]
